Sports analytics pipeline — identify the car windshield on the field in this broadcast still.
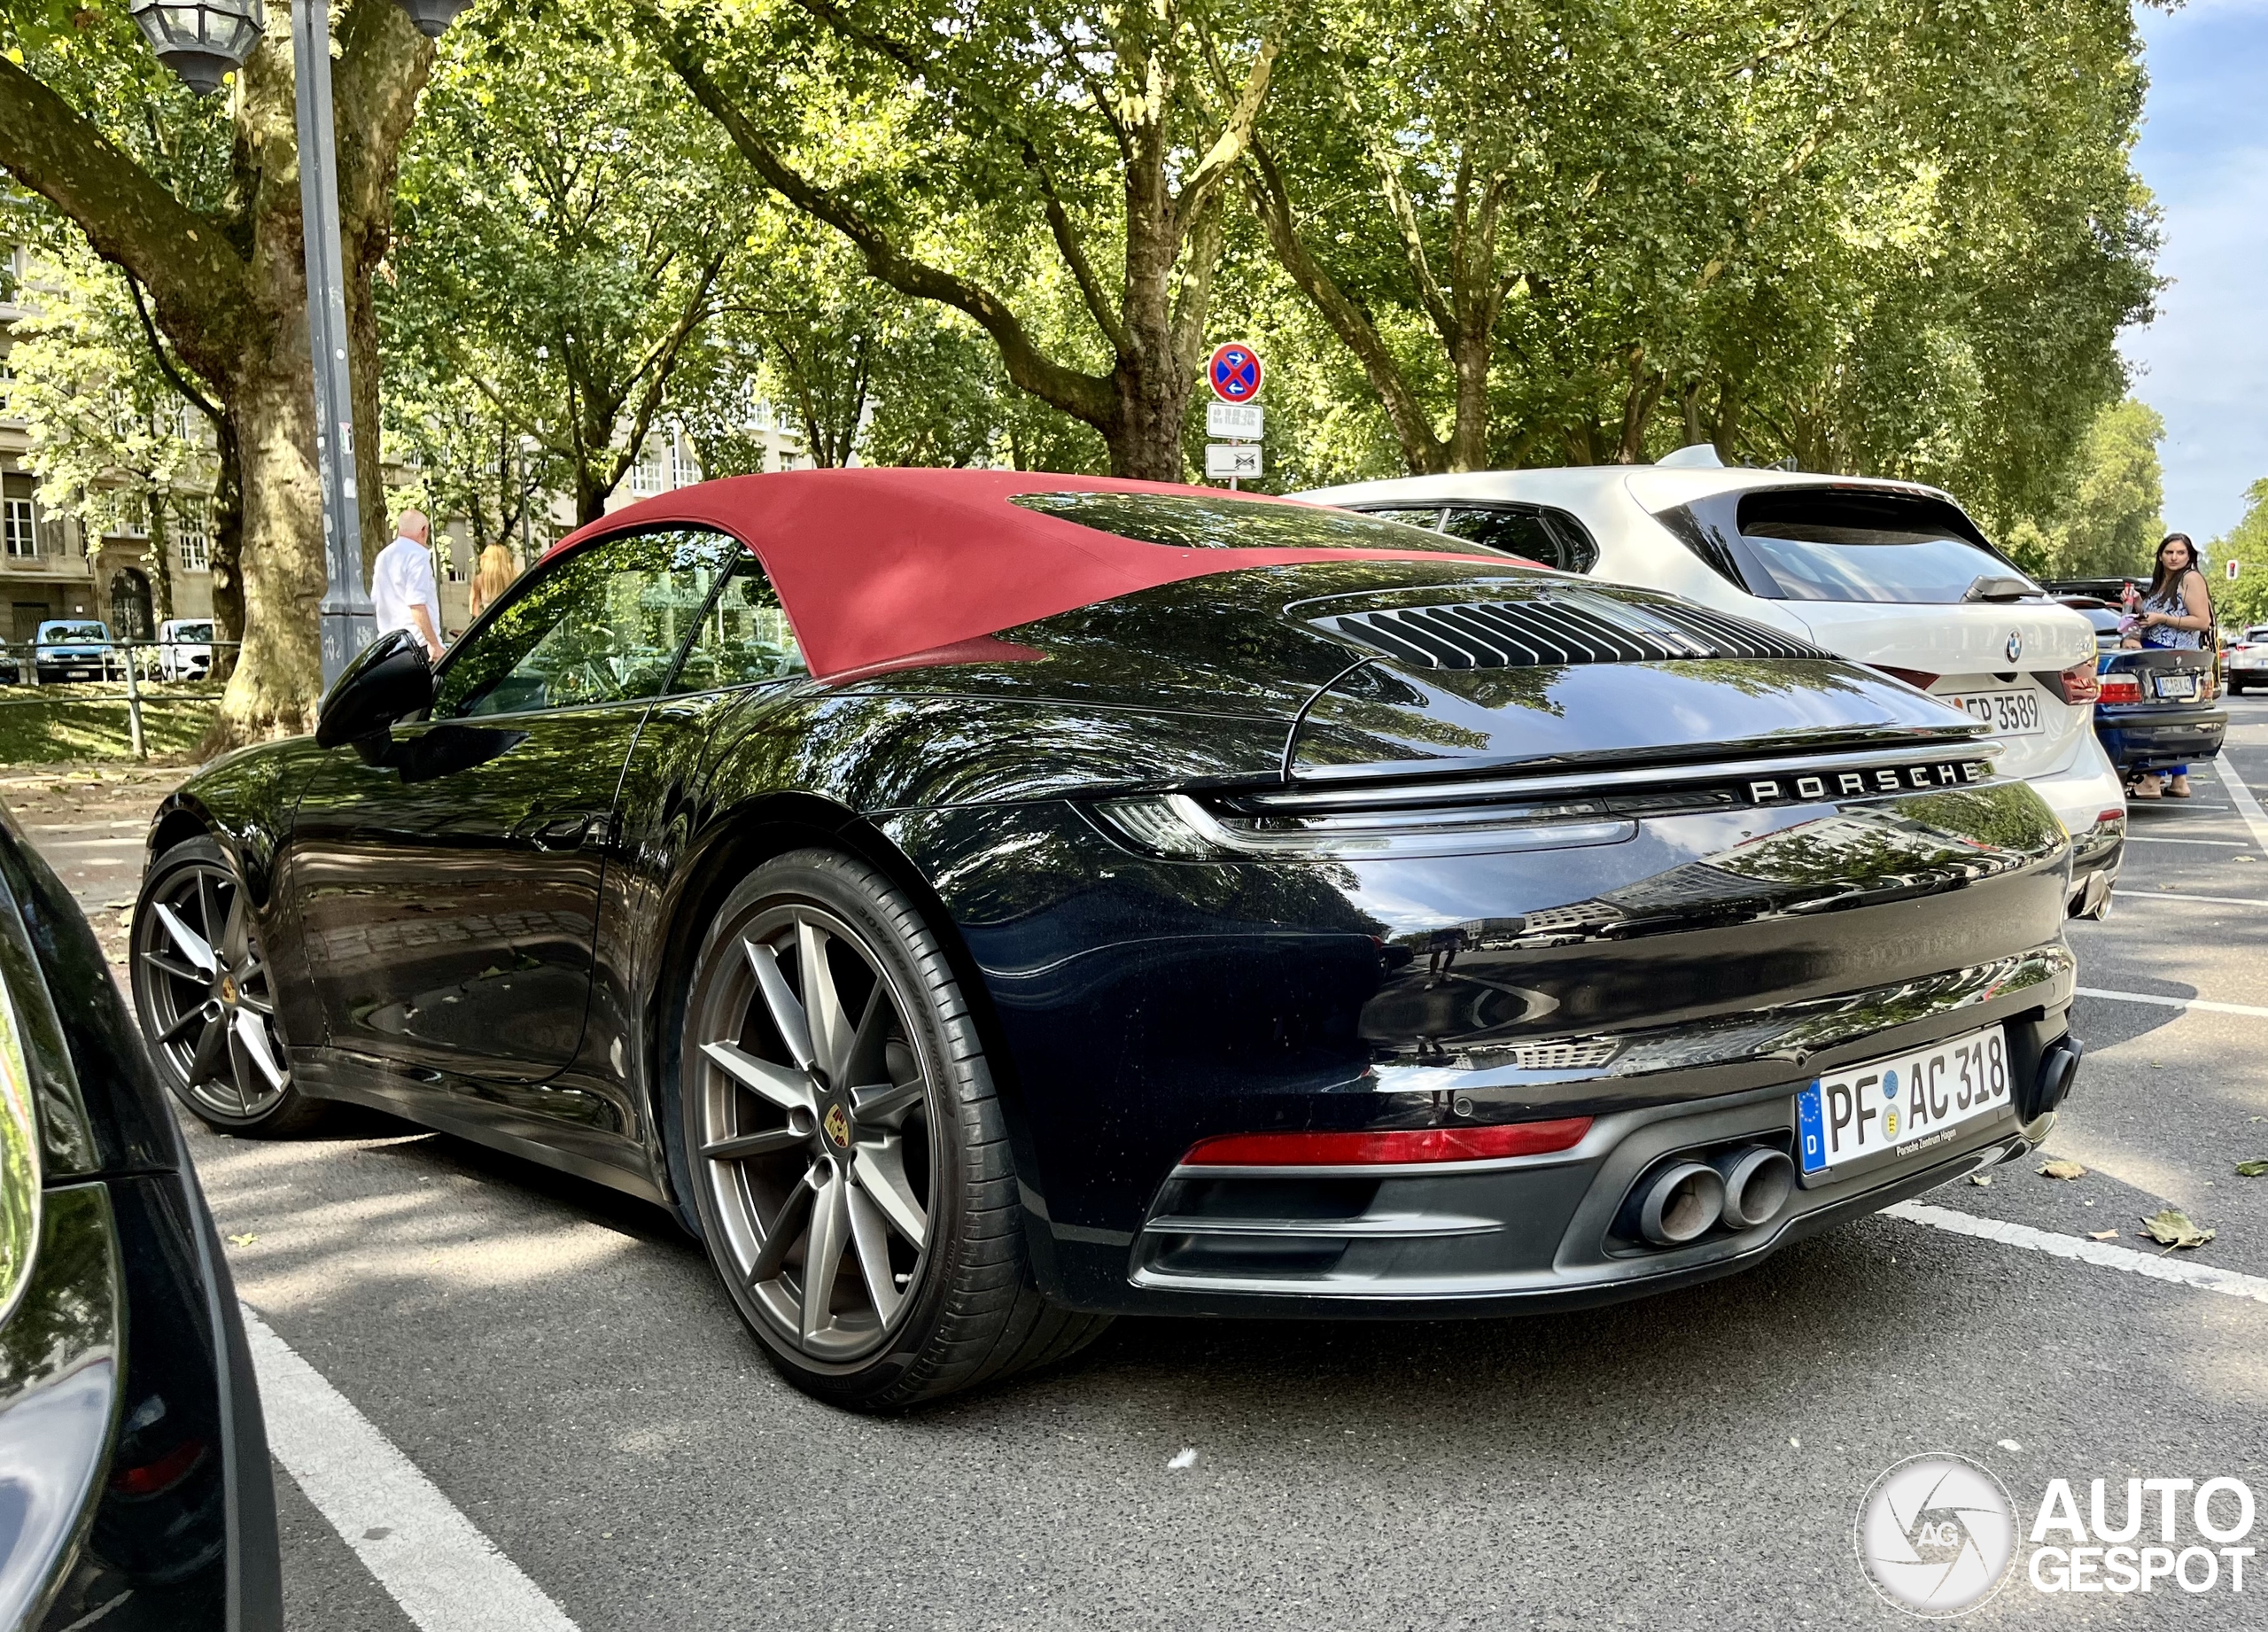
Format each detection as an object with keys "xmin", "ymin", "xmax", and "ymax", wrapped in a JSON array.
[
  {"xmin": 171, "ymin": 623, "xmax": 214, "ymax": 641},
  {"xmin": 44, "ymin": 624, "xmax": 106, "ymax": 641},
  {"xmin": 1008, "ymin": 491, "xmax": 1509, "ymax": 555},
  {"xmin": 1734, "ymin": 491, "xmax": 2032, "ymax": 604},
  {"xmin": 2246, "ymin": 626, "xmax": 2268, "ymax": 644}
]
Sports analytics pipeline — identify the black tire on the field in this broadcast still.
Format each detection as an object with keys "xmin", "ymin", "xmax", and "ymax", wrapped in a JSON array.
[
  {"xmin": 131, "ymin": 836, "xmax": 328, "ymax": 1136},
  {"xmin": 676, "ymin": 848, "xmax": 1107, "ymax": 1410}
]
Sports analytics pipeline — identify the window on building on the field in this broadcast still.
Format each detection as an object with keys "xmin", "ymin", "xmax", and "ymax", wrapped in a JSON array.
[
  {"xmin": 176, "ymin": 498, "xmax": 210, "ymax": 571},
  {"xmin": 4, "ymin": 498, "xmax": 37, "ymax": 559},
  {"xmin": 630, "ymin": 438, "xmax": 665, "ymax": 496},
  {"xmin": 670, "ymin": 435, "xmax": 699, "ymax": 490},
  {"xmin": 0, "ymin": 363, "xmax": 16, "ymax": 422}
]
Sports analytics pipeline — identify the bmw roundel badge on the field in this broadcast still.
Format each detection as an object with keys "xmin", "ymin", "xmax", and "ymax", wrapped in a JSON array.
[{"xmin": 2006, "ymin": 631, "xmax": 2023, "ymax": 663}]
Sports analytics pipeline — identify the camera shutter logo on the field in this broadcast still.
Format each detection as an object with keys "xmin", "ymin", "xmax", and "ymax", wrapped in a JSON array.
[{"xmin": 1854, "ymin": 1454, "xmax": 2016, "ymax": 1617}]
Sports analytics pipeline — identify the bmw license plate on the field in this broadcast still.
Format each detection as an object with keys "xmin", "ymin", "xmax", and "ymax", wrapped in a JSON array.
[
  {"xmin": 1944, "ymin": 688, "xmax": 2044, "ymax": 736},
  {"xmin": 2154, "ymin": 672, "xmax": 2200, "ymax": 701},
  {"xmin": 1795, "ymin": 1023, "xmax": 2015, "ymax": 1183}
]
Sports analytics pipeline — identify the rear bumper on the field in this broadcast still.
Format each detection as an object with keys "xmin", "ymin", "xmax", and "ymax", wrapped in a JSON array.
[
  {"xmin": 2017, "ymin": 735, "xmax": 2124, "ymax": 913},
  {"xmin": 1047, "ymin": 945, "xmax": 2077, "ymax": 1317},
  {"xmin": 2094, "ymin": 704, "xmax": 2227, "ymax": 773}
]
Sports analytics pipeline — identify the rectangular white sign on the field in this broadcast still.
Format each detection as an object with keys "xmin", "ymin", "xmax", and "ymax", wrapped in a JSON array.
[
  {"xmin": 1205, "ymin": 443, "xmax": 1264, "ymax": 479},
  {"xmin": 1207, "ymin": 402, "xmax": 1264, "ymax": 440}
]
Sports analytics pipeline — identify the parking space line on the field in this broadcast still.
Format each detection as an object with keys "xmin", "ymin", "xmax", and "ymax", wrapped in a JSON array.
[
  {"xmin": 2074, "ymin": 985, "xmax": 2268, "ymax": 1019},
  {"xmin": 2110, "ymin": 890, "xmax": 2268, "ymax": 908},
  {"xmin": 2120, "ymin": 834, "xmax": 2256, "ymax": 847},
  {"xmin": 2217, "ymin": 755, "xmax": 2268, "ymax": 852},
  {"xmin": 1885, "ymin": 1202, "xmax": 2268, "ymax": 1305},
  {"xmin": 241, "ymin": 1305, "xmax": 581, "ymax": 1632}
]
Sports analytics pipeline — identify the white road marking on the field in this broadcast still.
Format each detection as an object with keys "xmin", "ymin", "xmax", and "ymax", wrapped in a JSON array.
[
  {"xmin": 241, "ymin": 1306, "xmax": 580, "ymax": 1632},
  {"xmin": 2074, "ymin": 985, "xmax": 2268, "ymax": 1019},
  {"xmin": 32, "ymin": 835, "xmax": 146, "ymax": 852},
  {"xmin": 2217, "ymin": 754, "xmax": 2268, "ymax": 852},
  {"xmin": 1886, "ymin": 1202, "xmax": 2268, "ymax": 1306},
  {"xmin": 2109, "ymin": 890, "xmax": 2268, "ymax": 908},
  {"xmin": 2120, "ymin": 834, "xmax": 2256, "ymax": 847}
]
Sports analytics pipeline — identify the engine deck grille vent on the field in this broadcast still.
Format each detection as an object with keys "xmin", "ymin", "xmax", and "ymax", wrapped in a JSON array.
[{"xmin": 1325, "ymin": 592, "xmax": 1827, "ymax": 669}]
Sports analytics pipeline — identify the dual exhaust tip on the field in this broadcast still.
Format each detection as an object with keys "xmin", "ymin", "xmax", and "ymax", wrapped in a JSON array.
[{"xmin": 1634, "ymin": 1145, "xmax": 1796, "ymax": 1247}]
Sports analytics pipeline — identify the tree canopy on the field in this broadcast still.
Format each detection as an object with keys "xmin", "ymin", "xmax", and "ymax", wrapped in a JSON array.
[{"xmin": 1, "ymin": 0, "xmax": 2171, "ymax": 745}]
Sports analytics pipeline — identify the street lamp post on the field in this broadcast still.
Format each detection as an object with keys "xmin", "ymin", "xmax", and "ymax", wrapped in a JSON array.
[
  {"xmin": 129, "ymin": 0, "xmax": 468, "ymax": 686},
  {"xmin": 285, "ymin": 0, "xmax": 372, "ymax": 687}
]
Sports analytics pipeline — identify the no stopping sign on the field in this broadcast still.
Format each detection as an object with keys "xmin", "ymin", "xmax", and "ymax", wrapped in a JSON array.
[{"xmin": 1208, "ymin": 343, "xmax": 1263, "ymax": 403}]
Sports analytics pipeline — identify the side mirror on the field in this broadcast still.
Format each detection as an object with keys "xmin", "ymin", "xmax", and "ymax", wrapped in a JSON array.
[{"xmin": 315, "ymin": 628, "xmax": 434, "ymax": 753}]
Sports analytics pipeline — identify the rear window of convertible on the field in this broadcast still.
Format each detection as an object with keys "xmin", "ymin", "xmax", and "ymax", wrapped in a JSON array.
[{"xmin": 1009, "ymin": 492, "xmax": 1507, "ymax": 555}]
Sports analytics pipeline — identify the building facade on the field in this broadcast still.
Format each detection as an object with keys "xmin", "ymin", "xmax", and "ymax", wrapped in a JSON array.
[{"xmin": 1, "ymin": 245, "xmax": 217, "ymax": 648}]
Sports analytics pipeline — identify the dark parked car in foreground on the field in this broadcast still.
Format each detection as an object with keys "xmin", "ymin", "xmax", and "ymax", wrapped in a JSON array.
[
  {"xmin": 2060, "ymin": 600, "xmax": 2227, "ymax": 783},
  {"xmin": 133, "ymin": 470, "xmax": 2083, "ymax": 1409},
  {"xmin": 0, "ymin": 805, "xmax": 280, "ymax": 1627}
]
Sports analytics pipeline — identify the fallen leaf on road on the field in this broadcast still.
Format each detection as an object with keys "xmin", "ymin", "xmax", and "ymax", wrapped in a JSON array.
[
  {"xmin": 1969, "ymin": 1173, "xmax": 1993, "ymax": 1186},
  {"xmin": 2039, "ymin": 1159, "xmax": 2087, "ymax": 1180},
  {"xmin": 2138, "ymin": 1209, "xmax": 2214, "ymax": 1250},
  {"xmin": 2088, "ymin": 1229, "xmax": 2119, "ymax": 1241},
  {"xmin": 2236, "ymin": 1161, "xmax": 2268, "ymax": 1178},
  {"xmin": 227, "ymin": 1232, "xmax": 256, "ymax": 1247},
  {"xmin": 1167, "ymin": 1448, "xmax": 1198, "ymax": 1470}
]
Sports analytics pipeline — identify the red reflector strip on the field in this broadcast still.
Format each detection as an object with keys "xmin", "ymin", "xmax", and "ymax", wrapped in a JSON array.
[
  {"xmin": 1181, "ymin": 1118, "xmax": 1593, "ymax": 1167},
  {"xmin": 1871, "ymin": 665, "xmax": 1939, "ymax": 691},
  {"xmin": 109, "ymin": 1436, "xmax": 208, "ymax": 1497}
]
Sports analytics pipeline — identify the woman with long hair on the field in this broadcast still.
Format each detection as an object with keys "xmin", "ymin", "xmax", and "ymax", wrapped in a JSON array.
[
  {"xmin": 468, "ymin": 543, "xmax": 519, "ymax": 623},
  {"xmin": 2121, "ymin": 532, "xmax": 2215, "ymax": 799}
]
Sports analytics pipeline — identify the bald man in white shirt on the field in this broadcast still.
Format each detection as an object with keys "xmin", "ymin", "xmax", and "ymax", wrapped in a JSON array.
[{"xmin": 370, "ymin": 509, "xmax": 444, "ymax": 661}]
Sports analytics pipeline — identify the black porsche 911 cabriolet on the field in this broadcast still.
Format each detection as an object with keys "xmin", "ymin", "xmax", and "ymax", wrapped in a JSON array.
[{"xmin": 132, "ymin": 470, "xmax": 2083, "ymax": 1409}]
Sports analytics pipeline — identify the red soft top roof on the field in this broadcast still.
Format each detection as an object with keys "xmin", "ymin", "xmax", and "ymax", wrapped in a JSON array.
[{"xmin": 542, "ymin": 468, "xmax": 1511, "ymax": 680}]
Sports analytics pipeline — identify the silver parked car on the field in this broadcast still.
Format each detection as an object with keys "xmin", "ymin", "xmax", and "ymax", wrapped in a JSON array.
[{"xmin": 1298, "ymin": 452, "xmax": 2125, "ymax": 918}]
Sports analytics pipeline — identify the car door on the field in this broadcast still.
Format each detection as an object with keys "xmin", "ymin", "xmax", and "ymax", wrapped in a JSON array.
[{"xmin": 290, "ymin": 526, "xmax": 744, "ymax": 1086}]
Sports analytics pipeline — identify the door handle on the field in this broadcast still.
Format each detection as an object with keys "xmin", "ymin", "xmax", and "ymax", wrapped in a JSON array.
[
  {"xmin": 514, "ymin": 810, "xmax": 607, "ymax": 850},
  {"xmin": 536, "ymin": 813, "xmax": 594, "ymax": 848}
]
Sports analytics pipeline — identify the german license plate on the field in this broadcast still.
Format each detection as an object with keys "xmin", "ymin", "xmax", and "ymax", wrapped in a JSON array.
[
  {"xmin": 1795, "ymin": 1023, "xmax": 2014, "ymax": 1181},
  {"xmin": 1944, "ymin": 688, "xmax": 2044, "ymax": 737},
  {"xmin": 2154, "ymin": 672, "xmax": 2199, "ymax": 701}
]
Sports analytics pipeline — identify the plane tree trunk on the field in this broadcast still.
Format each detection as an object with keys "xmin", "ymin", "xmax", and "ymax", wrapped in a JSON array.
[{"xmin": 0, "ymin": 4, "xmax": 431, "ymax": 745}]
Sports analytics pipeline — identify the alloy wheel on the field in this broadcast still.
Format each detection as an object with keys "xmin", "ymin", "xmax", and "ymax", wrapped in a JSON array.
[
  {"xmin": 693, "ymin": 904, "xmax": 937, "ymax": 1363},
  {"xmin": 136, "ymin": 861, "xmax": 291, "ymax": 1121}
]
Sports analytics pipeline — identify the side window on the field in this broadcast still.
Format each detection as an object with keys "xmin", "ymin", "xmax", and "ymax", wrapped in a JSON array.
[
  {"xmin": 670, "ymin": 552, "xmax": 807, "ymax": 693},
  {"xmin": 1442, "ymin": 507, "xmax": 1562, "ymax": 565},
  {"xmin": 1362, "ymin": 506, "xmax": 1445, "ymax": 532},
  {"xmin": 1542, "ymin": 511, "xmax": 1599, "ymax": 575},
  {"xmin": 1439, "ymin": 506, "xmax": 1600, "ymax": 574},
  {"xmin": 431, "ymin": 527, "xmax": 742, "ymax": 719}
]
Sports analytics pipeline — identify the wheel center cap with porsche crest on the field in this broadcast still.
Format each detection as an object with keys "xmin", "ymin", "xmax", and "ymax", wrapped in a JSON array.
[
  {"xmin": 218, "ymin": 974, "xmax": 238, "ymax": 1006},
  {"xmin": 2006, "ymin": 631, "xmax": 2023, "ymax": 663},
  {"xmin": 822, "ymin": 1102, "xmax": 852, "ymax": 1152}
]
